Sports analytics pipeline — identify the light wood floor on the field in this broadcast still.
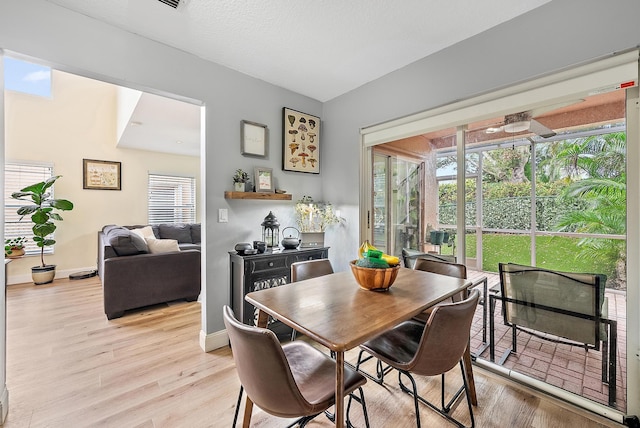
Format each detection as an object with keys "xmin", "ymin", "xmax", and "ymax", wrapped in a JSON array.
[{"xmin": 2, "ymin": 277, "xmax": 622, "ymax": 427}]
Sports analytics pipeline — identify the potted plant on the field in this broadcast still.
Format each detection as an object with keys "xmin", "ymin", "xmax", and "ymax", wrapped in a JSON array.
[
  {"xmin": 233, "ymin": 168, "xmax": 250, "ymax": 192},
  {"xmin": 11, "ymin": 175, "xmax": 74, "ymax": 284},
  {"xmin": 4, "ymin": 236, "xmax": 27, "ymax": 259}
]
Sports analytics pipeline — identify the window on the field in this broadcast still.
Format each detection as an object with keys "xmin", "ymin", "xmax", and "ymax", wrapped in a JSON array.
[
  {"xmin": 4, "ymin": 162, "xmax": 54, "ymax": 255},
  {"xmin": 3, "ymin": 57, "xmax": 51, "ymax": 98},
  {"xmin": 148, "ymin": 174, "xmax": 196, "ymax": 224}
]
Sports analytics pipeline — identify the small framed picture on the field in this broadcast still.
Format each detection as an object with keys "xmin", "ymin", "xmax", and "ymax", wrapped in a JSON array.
[
  {"xmin": 283, "ymin": 107, "xmax": 320, "ymax": 174},
  {"xmin": 241, "ymin": 120, "xmax": 268, "ymax": 158},
  {"xmin": 254, "ymin": 167, "xmax": 274, "ymax": 193},
  {"xmin": 83, "ymin": 159, "xmax": 121, "ymax": 190}
]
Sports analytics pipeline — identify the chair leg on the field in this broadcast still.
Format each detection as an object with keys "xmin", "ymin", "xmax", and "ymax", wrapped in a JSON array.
[
  {"xmin": 398, "ymin": 370, "xmax": 422, "ymax": 428},
  {"xmin": 346, "ymin": 386, "xmax": 371, "ymax": 428},
  {"xmin": 355, "ymin": 349, "xmax": 390, "ymax": 384},
  {"xmin": 232, "ymin": 386, "xmax": 243, "ymax": 427}
]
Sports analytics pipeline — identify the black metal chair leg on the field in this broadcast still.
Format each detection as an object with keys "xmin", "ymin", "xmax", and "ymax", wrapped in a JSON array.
[{"xmin": 232, "ymin": 386, "xmax": 243, "ymax": 427}]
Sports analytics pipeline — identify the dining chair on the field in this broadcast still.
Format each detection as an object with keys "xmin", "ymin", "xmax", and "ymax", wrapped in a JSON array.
[
  {"xmin": 223, "ymin": 305, "xmax": 370, "ymax": 428},
  {"xmin": 357, "ymin": 290, "xmax": 480, "ymax": 428},
  {"xmin": 289, "ymin": 259, "xmax": 334, "ymax": 341}
]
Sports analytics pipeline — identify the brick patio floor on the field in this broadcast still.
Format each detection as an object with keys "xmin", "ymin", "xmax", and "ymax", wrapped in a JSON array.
[{"xmin": 466, "ymin": 270, "xmax": 627, "ymax": 412}]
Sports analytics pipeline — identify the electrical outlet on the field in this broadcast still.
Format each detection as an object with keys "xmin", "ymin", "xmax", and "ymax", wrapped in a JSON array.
[{"xmin": 218, "ymin": 208, "xmax": 228, "ymax": 223}]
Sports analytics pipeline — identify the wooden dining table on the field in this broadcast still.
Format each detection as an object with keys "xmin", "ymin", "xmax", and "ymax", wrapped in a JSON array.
[{"xmin": 244, "ymin": 267, "xmax": 477, "ymax": 428}]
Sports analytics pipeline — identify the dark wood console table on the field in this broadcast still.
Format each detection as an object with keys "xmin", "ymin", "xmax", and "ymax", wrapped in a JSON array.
[{"xmin": 229, "ymin": 247, "xmax": 329, "ymax": 339}]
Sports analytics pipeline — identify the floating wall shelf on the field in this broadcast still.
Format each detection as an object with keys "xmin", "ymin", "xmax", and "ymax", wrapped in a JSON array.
[{"xmin": 224, "ymin": 191, "xmax": 292, "ymax": 201}]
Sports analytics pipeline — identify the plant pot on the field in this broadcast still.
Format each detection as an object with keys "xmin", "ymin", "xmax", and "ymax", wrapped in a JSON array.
[
  {"xmin": 31, "ymin": 265, "xmax": 56, "ymax": 285},
  {"xmin": 429, "ymin": 230, "xmax": 444, "ymax": 245},
  {"xmin": 234, "ymin": 182, "xmax": 245, "ymax": 192},
  {"xmin": 5, "ymin": 247, "xmax": 25, "ymax": 259}
]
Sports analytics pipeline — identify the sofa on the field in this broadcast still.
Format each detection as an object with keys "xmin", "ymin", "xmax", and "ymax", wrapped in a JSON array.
[{"xmin": 98, "ymin": 223, "xmax": 201, "ymax": 319}]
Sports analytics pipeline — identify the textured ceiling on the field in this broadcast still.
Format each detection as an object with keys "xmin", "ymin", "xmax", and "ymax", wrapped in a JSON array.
[{"xmin": 45, "ymin": 0, "xmax": 550, "ymax": 102}]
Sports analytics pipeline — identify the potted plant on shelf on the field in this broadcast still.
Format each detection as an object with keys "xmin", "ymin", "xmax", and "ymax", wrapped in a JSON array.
[
  {"xmin": 4, "ymin": 236, "xmax": 27, "ymax": 259},
  {"xmin": 11, "ymin": 175, "xmax": 74, "ymax": 285},
  {"xmin": 233, "ymin": 169, "xmax": 250, "ymax": 192}
]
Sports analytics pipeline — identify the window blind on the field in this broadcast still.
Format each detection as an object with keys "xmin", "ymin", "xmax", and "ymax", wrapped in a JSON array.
[
  {"xmin": 148, "ymin": 174, "xmax": 196, "ymax": 224},
  {"xmin": 4, "ymin": 162, "xmax": 54, "ymax": 255}
]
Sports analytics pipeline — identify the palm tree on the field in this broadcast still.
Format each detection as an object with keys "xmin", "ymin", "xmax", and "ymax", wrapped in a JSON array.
[{"xmin": 554, "ymin": 132, "xmax": 626, "ymax": 288}]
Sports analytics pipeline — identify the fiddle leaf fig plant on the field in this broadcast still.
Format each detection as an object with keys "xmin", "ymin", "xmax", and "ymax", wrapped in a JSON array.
[{"xmin": 11, "ymin": 175, "xmax": 74, "ymax": 267}]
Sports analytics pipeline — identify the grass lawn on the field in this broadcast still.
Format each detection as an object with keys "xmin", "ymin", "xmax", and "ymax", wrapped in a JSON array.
[{"xmin": 444, "ymin": 233, "xmax": 617, "ymax": 278}]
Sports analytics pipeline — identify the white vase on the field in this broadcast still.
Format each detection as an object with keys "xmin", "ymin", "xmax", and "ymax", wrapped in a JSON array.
[{"xmin": 234, "ymin": 182, "xmax": 245, "ymax": 192}]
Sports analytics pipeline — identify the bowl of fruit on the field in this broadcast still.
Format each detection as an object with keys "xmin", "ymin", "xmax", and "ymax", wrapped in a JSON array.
[{"xmin": 350, "ymin": 241, "xmax": 401, "ymax": 291}]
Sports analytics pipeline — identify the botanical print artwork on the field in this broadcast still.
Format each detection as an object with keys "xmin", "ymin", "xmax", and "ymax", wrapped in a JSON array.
[{"xmin": 283, "ymin": 107, "xmax": 320, "ymax": 174}]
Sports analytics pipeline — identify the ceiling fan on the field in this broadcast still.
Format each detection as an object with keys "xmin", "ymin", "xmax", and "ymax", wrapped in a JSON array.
[{"xmin": 486, "ymin": 111, "xmax": 557, "ymax": 138}]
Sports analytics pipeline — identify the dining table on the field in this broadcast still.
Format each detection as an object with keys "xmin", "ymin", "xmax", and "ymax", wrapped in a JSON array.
[{"xmin": 244, "ymin": 267, "xmax": 477, "ymax": 428}]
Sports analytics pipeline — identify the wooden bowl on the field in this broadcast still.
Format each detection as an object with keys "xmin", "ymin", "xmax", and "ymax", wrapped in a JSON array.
[{"xmin": 350, "ymin": 260, "xmax": 401, "ymax": 291}]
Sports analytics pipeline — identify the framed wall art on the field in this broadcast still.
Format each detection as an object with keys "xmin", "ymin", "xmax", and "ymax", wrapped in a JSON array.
[
  {"xmin": 83, "ymin": 159, "xmax": 121, "ymax": 190},
  {"xmin": 254, "ymin": 166, "xmax": 274, "ymax": 193},
  {"xmin": 282, "ymin": 107, "xmax": 320, "ymax": 174},
  {"xmin": 241, "ymin": 120, "xmax": 268, "ymax": 158}
]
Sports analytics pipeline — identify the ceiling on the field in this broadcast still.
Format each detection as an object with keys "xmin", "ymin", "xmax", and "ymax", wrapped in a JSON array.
[{"xmin": 45, "ymin": 0, "xmax": 551, "ymax": 157}]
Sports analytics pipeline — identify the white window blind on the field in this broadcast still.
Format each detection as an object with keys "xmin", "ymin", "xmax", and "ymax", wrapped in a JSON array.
[
  {"xmin": 148, "ymin": 174, "xmax": 196, "ymax": 224},
  {"xmin": 5, "ymin": 162, "xmax": 54, "ymax": 255}
]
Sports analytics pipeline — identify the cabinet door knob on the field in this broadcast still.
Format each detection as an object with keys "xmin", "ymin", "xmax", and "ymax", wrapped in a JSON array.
[
  {"xmin": 308, "ymin": 256, "xmax": 313, "ymax": 260},
  {"xmin": 268, "ymin": 261, "xmax": 274, "ymax": 267}
]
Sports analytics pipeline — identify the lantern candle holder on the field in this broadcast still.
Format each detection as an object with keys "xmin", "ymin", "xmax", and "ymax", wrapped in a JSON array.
[{"xmin": 261, "ymin": 211, "xmax": 280, "ymax": 248}]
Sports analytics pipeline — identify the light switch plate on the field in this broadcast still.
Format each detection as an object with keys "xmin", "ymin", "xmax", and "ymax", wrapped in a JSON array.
[{"xmin": 218, "ymin": 208, "xmax": 228, "ymax": 223}]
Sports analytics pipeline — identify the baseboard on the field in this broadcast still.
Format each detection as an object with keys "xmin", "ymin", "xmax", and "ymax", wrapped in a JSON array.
[
  {"xmin": 0, "ymin": 385, "xmax": 8, "ymax": 424},
  {"xmin": 7, "ymin": 266, "xmax": 96, "ymax": 285},
  {"xmin": 200, "ymin": 328, "xmax": 228, "ymax": 352}
]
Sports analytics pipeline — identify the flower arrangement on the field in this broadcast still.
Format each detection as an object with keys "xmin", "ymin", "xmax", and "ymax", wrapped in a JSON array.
[
  {"xmin": 233, "ymin": 169, "xmax": 250, "ymax": 183},
  {"xmin": 295, "ymin": 195, "xmax": 341, "ymax": 232}
]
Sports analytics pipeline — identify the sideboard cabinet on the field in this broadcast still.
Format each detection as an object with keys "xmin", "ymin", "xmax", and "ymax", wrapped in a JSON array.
[{"xmin": 229, "ymin": 247, "xmax": 329, "ymax": 339}]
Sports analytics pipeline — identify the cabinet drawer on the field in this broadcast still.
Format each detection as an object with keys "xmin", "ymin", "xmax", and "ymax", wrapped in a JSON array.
[
  {"xmin": 250, "ymin": 257, "xmax": 288, "ymax": 273},
  {"xmin": 294, "ymin": 250, "xmax": 327, "ymax": 262}
]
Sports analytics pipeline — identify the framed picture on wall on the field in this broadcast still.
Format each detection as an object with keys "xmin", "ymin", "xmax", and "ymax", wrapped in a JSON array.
[
  {"xmin": 282, "ymin": 107, "xmax": 320, "ymax": 174},
  {"xmin": 83, "ymin": 159, "xmax": 121, "ymax": 190},
  {"xmin": 254, "ymin": 167, "xmax": 274, "ymax": 193},
  {"xmin": 241, "ymin": 120, "xmax": 268, "ymax": 158}
]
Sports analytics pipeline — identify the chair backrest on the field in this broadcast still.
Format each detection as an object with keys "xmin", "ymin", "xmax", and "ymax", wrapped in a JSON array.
[
  {"xmin": 291, "ymin": 259, "xmax": 334, "ymax": 282},
  {"xmin": 413, "ymin": 258, "xmax": 466, "ymax": 279},
  {"xmin": 498, "ymin": 263, "xmax": 606, "ymax": 346},
  {"xmin": 401, "ymin": 248, "xmax": 456, "ymax": 269},
  {"xmin": 223, "ymin": 305, "xmax": 311, "ymax": 417},
  {"xmin": 411, "ymin": 289, "xmax": 479, "ymax": 376}
]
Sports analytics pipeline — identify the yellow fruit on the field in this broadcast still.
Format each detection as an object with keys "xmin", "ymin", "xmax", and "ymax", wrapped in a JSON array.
[{"xmin": 357, "ymin": 240, "xmax": 399, "ymax": 266}]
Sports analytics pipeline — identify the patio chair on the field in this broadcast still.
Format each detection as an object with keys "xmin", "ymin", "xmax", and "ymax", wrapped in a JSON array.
[
  {"xmin": 223, "ymin": 305, "xmax": 370, "ymax": 428},
  {"xmin": 357, "ymin": 290, "xmax": 480, "ymax": 428},
  {"xmin": 401, "ymin": 248, "xmax": 456, "ymax": 269},
  {"xmin": 489, "ymin": 263, "xmax": 617, "ymax": 406}
]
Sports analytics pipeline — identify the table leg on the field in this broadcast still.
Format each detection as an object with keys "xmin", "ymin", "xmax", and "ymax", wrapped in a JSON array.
[
  {"xmin": 241, "ymin": 309, "xmax": 270, "ymax": 427},
  {"xmin": 462, "ymin": 343, "xmax": 478, "ymax": 406},
  {"xmin": 335, "ymin": 350, "xmax": 345, "ymax": 428}
]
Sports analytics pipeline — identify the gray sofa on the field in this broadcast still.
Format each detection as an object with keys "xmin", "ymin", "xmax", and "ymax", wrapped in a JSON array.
[{"xmin": 98, "ymin": 223, "xmax": 201, "ymax": 319}]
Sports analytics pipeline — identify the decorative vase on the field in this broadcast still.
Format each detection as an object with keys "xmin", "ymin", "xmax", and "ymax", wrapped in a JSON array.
[
  {"xmin": 31, "ymin": 265, "xmax": 56, "ymax": 285},
  {"xmin": 234, "ymin": 182, "xmax": 245, "ymax": 192}
]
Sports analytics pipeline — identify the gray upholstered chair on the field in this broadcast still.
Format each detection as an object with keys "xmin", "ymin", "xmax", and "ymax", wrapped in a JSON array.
[
  {"xmin": 289, "ymin": 259, "xmax": 334, "ymax": 341},
  {"xmin": 357, "ymin": 290, "xmax": 480, "ymax": 428},
  {"xmin": 224, "ymin": 305, "xmax": 370, "ymax": 427}
]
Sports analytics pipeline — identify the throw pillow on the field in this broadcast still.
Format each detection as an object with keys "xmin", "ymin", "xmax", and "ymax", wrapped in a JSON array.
[
  {"xmin": 190, "ymin": 223, "xmax": 201, "ymax": 243},
  {"xmin": 158, "ymin": 223, "xmax": 192, "ymax": 243},
  {"xmin": 147, "ymin": 238, "xmax": 180, "ymax": 254},
  {"xmin": 131, "ymin": 226, "xmax": 155, "ymax": 241},
  {"xmin": 105, "ymin": 226, "xmax": 148, "ymax": 256}
]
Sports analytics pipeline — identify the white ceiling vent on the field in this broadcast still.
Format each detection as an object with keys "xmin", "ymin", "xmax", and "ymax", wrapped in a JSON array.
[{"xmin": 158, "ymin": 0, "xmax": 180, "ymax": 8}]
